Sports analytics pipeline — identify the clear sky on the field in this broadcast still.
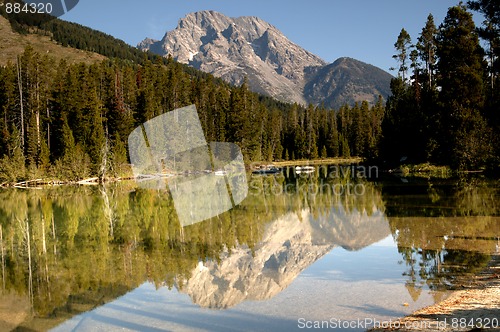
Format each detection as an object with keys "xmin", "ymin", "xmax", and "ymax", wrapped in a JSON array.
[{"xmin": 61, "ymin": 0, "xmax": 477, "ymax": 72}]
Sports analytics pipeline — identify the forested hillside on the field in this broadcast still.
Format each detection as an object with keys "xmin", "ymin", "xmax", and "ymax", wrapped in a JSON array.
[
  {"xmin": 0, "ymin": 1, "xmax": 155, "ymax": 64},
  {"xmin": 0, "ymin": 15, "xmax": 106, "ymax": 66},
  {"xmin": 0, "ymin": 46, "xmax": 384, "ymax": 183}
]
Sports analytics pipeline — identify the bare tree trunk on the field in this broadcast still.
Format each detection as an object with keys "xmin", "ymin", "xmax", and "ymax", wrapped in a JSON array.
[
  {"xmin": 36, "ymin": 62, "xmax": 41, "ymax": 150},
  {"xmin": 36, "ymin": 112, "xmax": 40, "ymax": 147},
  {"xmin": 427, "ymin": 50, "xmax": 432, "ymax": 87},
  {"xmin": 0, "ymin": 225, "xmax": 4, "ymax": 290},
  {"xmin": 51, "ymin": 214, "xmax": 57, "ymax": 256},
  {"xmin": 490, "ymin": 46, "xmax": 495, "ymax": 91},
  {"xmin": 26, "ymin": 221, "xmax": 34, "ymax": 311},
  {"xmin": 99, "ymin": 127, "xmax": 109, "ymax": 182},
  {"xmin": 17, "ymin": 56, "xmax": 25, "ymax": 150},
  {"xmin": 41, "ymin": 217, "xmax": 46, "ymax": 254},
  {"xmin": 41, "ymin": 215, "xmax": 51, "ymax": 300},
  {"xmin": 100, "ymin": 186, "xmax": 114, "ymax": 237},
  {"xmin": 47, "ymin": 107, "xmax": 50, "ymax": 152}
]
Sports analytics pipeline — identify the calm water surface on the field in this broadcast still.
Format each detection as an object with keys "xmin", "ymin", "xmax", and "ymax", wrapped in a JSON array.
[{"xmin": 0, "ymin": 166, "xmax": 498, "ymax": 331}]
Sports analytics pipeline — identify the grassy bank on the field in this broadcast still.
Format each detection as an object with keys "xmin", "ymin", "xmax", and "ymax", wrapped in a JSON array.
[{"xmin": 392, "ymin": 163, "xmax": 454, "ymax": 179}]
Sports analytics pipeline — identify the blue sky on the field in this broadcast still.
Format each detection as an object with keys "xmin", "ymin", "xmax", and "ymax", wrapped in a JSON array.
[{"xmin": 61, "ymin": 0, "xmax": 474, "ymax": 72}]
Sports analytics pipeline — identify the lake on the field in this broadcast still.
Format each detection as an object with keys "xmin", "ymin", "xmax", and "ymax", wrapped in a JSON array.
[{"xmin": 0, "ymin": 166, "xmax": 498, "ymax": 331}]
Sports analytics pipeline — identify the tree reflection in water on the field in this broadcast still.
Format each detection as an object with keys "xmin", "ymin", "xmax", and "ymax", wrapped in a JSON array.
[
  {"xmin": 384, "ymin": 175, "xmax": 500, "ymax": 302},
  {"xmin": 0, "ymin": 171, "xmax": 497, "ymax": 330}
]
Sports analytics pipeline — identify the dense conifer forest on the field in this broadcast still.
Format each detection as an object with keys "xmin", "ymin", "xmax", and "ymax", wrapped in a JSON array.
[
  {"xmin": 0, "ymin": 1, "xmax": 499, "ymax": 184},
  {"xmin": 0, "ymin": 48, "xmax": 385, "ymax": 183},
  {"xmin": 382, "ymin": 1, "xmax": 500, "ymax": 170}
]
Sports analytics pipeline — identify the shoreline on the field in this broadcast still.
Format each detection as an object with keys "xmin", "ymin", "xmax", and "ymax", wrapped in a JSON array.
[
  {"xmin": 369, "ymin": 254, "xmax": 500, "ymax": 332},
  {"xmin": 0, "ymin": 159, "xmax": 493, "ymax": 189},
  {"xmin": 0, "ymin": 176, "xmax": 136, "ymax": 189},
  {"xmin": 254, "ymin": 157, "xmax": 363, "ymax": 167},
  {"xmin": 1, "ymin": 158, "xmax": 364, "ymax": 188}
]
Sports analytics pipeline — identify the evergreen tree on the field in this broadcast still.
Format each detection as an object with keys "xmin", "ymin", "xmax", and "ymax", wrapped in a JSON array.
[
  {"xmin": 320, "ymin": 145, "xmax": 327, "ymax": 159},
  {"xmin": 436, "ymin": 4, "xmax": 490, "ymax": 169},
  {"xmin": 365, "ymin": 97, "xmax": 385, "ymax": 160},
  {"xmin": 326, "ymin": 110, "xmax": 339, "ymax": 157},
  {"xmin": 304, "ymin": 104, "xmax": 318, "ymax": 159},
  {"xmin": 110, "ymin": 133, "xmax": 130, "ymax": 177},
  {"xmin": 104, "ymin": 67, "xmax": 134, "ymax": 143},
  {"xmin": 350, "ymin": 103, "xmax": 364, "ymax": 156},
  {"xmin": 392, "ymin": 28, "xmax": 413, "ymax": 82},
  {"xmin": 417, "ymin": 14, "xmax": 438, "ymax": 88},
  {"xmin": 340, "ymin": 134, "xmax": 350, "ymax": 158},
  {"xmin": 0, "ymin": 65, "xmax": 19, "ymax": 158},
  {"xmin": 437, "ymin": 4, "xmax": 486, "ymax": 111},
  {"xmin": 55, "ymin": 115, "xmax": 90, "ymax": 180},
  {"xmin": 468, "ymin": 0, "xmax": 500, "ymax": 91},
  {"xmin": 0, "ymin": 127, "xmax": 26, "ymax": 182},
  {"xmin": 468, "ymin": 0, "xmax": 500, "ymax": 167}
]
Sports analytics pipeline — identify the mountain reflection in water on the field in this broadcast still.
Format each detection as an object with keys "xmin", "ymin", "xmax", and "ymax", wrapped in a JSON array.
[{"xmin": 178, "ymin": 205, "xmax": 390, "ymax": 309}]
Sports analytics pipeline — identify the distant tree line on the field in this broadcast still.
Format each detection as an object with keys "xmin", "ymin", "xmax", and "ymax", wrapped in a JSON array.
[
  {"xmin": 0, "ymin": 46, "xmax": 385, "ymax": 183},
  {"xmin": 381, "ymin": 1, "xmax": 500, "ymax": 170}
]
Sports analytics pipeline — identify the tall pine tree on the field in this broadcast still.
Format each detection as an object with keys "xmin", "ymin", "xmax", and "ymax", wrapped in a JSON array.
[{"xmin": 436, "ymin": 4, "xmax": 491, "ymax": 169}]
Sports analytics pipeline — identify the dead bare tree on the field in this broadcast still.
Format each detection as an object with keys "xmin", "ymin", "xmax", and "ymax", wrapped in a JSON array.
[{"xmin": 16, "ymin": 56, "xmax": 25, "ymax": 150}]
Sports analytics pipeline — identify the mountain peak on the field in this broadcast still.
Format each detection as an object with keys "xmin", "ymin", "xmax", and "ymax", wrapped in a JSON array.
[
  {"xmin": 178, "ymin": 11, "xmax": 230, "ymax": 30},
  {"xmin": 304, "ymin": 57, "xmax": 393, "ymax": 108},
  {"xmin": 138, "ymin": 12, "xmax": 391, "ymax": 107}
]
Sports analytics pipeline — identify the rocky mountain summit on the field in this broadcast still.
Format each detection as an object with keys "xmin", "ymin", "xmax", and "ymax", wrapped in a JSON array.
[{"xmin": 138, "ymin": 11, "xmax": 392, "ymax": 108}]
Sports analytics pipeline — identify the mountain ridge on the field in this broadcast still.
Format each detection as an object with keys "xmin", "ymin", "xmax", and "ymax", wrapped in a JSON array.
[{"xmin": 139, "ymin": 11, "xmax": 392, "ymax": 108}]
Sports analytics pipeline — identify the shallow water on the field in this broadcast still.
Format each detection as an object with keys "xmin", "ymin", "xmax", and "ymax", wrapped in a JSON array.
[{"xmin": 0, "ymin": 167, "xmax": 498, "ymax": 331}]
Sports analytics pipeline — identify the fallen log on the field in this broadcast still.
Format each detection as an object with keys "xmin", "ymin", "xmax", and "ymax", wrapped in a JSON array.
[{"xmin": 76, "ymin": 177, "xmax": 99, "ymax": 185}]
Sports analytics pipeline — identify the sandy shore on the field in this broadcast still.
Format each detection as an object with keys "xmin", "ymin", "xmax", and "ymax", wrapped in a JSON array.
[{"xmin": 370, "ymin": 255, "xmax": 500, "ymax": 332}]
